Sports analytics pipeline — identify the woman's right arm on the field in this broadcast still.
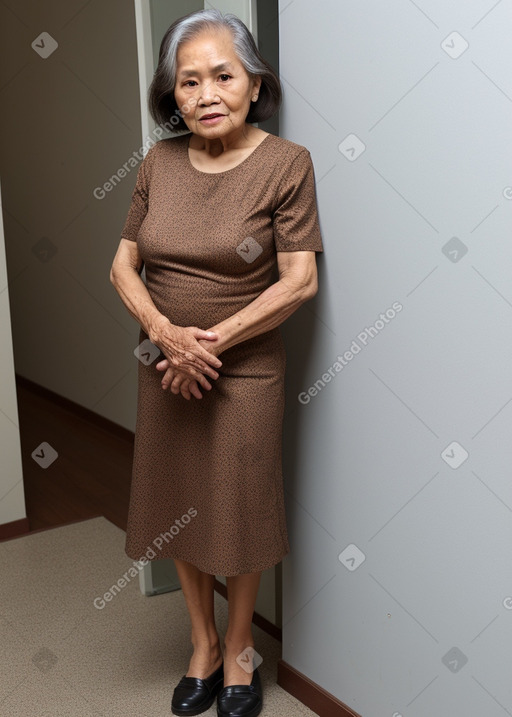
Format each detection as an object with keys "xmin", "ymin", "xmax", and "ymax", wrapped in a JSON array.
[{"xmin": 110, "ymin": 238, "xmax": 222, "ymax": 388}]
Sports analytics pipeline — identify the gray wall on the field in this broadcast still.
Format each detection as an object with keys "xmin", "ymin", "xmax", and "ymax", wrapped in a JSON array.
[
  {"xmin": 279, "ymin": 2, "xmax": 512, "ymax": 716},
  {"xmin": 150, "ymin": 0, "xmax": 203, "ymax": 68}
]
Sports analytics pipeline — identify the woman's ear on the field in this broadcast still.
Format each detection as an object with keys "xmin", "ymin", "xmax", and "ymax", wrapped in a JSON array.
[{"xmin": 252, "ymin": 75, "xmax": 262, "ymax": 97}]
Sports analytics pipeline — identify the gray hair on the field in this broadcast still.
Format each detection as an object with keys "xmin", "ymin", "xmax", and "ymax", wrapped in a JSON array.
[{"xmin": 148, "ymin": 8, "xmax": 281, "ymax": 131}]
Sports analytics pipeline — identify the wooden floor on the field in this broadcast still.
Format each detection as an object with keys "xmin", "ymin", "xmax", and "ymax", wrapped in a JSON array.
[{"xmin": 16, "ymin": 377, "xmax": 133, "ymax": 532}]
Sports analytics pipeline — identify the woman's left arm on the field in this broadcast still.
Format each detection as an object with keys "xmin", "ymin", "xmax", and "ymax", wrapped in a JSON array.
[
  {"xmin": 157, "ymin": 250, "xmax": 319, "ymax": 395},
  {"xmin": 208, "ymin": 249, "xmax": 318, "ymax": 352}
]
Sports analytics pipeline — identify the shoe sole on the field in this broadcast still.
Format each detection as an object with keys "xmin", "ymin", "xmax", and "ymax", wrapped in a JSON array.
[
  {"xmin": 171, "ymin": 693, "xmax": 217, "ymax": 716},
  {"xmin": 217, "ymin": 702, "xmax": 262, "ymax": 717}
]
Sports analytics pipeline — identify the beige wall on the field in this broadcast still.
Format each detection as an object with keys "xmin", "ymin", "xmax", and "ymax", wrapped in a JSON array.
[{"xmin": 0, "ymin": 0, "xmax": 144, "ymax": 432}]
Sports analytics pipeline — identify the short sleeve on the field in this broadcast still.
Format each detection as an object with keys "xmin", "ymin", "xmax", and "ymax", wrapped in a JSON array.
[
  {"xmin": 120, "ymin": 146, "xmax": 156, "ymax": 242},
  {"xmin": 272, "ymin": 149, "xmax": 323, "ymax": 252}
]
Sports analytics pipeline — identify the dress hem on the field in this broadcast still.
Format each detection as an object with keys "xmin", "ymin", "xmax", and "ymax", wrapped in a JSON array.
[{"xmin": 124, "ymin": 543, "xmax": 290, "ymax": 577}]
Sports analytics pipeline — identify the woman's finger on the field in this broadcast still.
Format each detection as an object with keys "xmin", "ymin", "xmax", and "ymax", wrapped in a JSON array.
[
  {"xmin": 179, "ymin": 381, "xmax": 192, "ymax": 400},
  {"xmin": 168, "ymin": 326, "xmax": 222, "ymax": 369},
  {"xmin": 178, "ymin": 378, "xmax": 202, "ymax": 400},
  {"xmin": 153, "ymin": 325, "xmax": 222, "ymax": 377},
  {"xmin": 187, "ymin": 380, "xmax": 203, "ymax": 400},
  {"xmin": 157, "ymin": 346, "xmax": 219, "ymax": 389},
  {"xmin": 170, "ymin": 372, "xmax": 184, "ymax": 394},
  {"xmin": 161, "ymin": 367, "xmax": 177, "ymax": 390},
  {"xmin": 187, "ymin": 327, "xmax": 219, "ymax": 342},
  {"xmin": 170, "ymin": 353, "xmax": 219, "ymax": 381},
  {"xmin": 155, "ymin": 359, "xmax": 169, "ymax": 371},
  {"xmin": 158, "ymin": 362, "xmax": 216, "ymax": 391}
]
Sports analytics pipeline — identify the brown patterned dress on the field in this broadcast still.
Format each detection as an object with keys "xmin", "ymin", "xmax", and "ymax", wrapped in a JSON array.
[{"xmin": 121, "ymin": 131, "xmax": 323, "ymax": 576}]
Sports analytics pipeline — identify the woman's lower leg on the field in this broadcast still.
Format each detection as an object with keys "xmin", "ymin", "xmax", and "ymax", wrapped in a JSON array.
[
  {"xmin": 173, "ymin": 557, "xmax": 223, "ymax": 678},
  {"xmin": 223, "ymin": 570, "xmax": 262, "ymax": 686}
]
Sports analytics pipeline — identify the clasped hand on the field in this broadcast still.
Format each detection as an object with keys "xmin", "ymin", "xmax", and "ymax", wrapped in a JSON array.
[{"xmin": 151, "ymin": 320, "xmax": 222, "ymax": 400}]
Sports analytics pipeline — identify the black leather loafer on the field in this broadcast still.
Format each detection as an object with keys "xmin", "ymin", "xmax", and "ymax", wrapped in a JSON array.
[
  {"xmin": 172, "ymin": 661, "xmax": 224, "ymax": 716},
  {"xmin": 216, "ymin": 667, "xmax": 262, "ymax": 717}
]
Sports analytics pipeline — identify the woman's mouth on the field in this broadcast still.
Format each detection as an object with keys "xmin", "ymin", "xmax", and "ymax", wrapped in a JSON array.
[{"xmin": 199, "ymin": 114, "xmax": 225, "ymax": 125}]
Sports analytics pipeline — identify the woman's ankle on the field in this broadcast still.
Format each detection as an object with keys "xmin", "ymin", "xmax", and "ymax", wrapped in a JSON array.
[
  {"xmin": 191, "ymin": 632, "xmax": 221, "ymax": 650},
  {"xmin": 223, "ymin": 637, "xmax": 255, "ymax": 655}
]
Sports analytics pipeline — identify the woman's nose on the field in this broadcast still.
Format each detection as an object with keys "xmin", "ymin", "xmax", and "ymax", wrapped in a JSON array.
[{"xmin": 199, "ymin": 80, "xmax": 219, "ymax": 105}]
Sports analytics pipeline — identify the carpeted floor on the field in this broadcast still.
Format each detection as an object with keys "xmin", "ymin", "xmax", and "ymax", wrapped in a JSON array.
[{"xmin": 0, "ymin": 517, "xmax": 316, "ymax": 716}]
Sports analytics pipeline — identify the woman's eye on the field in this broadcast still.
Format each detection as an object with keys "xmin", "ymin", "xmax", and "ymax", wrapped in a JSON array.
[
  {"xmin": 219, "ymin": 74, "xmax": 231, "ymax": 81},
  {"xmin": 184, "ymin": 80, "xmax": 197, "ymax": 87}
]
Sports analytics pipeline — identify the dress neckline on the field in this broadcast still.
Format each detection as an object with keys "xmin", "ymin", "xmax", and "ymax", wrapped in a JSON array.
[{"xmin": 184, "ymin": 132, "xmax": 272, "ymax": 176}]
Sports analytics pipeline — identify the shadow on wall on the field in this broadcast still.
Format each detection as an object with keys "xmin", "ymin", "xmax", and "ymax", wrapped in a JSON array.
[{"xmin": 280, "ymin": 251, "xmax": 327, "ymax": 514}]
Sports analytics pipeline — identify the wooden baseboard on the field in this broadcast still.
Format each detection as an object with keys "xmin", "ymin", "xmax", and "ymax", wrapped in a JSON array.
[
  {"xmin": 0, "ymin": 515, "xmax": 107, "ymax": 543},
  {"xmin": 0, "ymin": 517, "xmax": 30, "ymax": 540},
  {"xmin": 277, "ymin": 660, "xmax": 362, "ymax": 717},
  {"xmin": 15, "ymin": 373, "xmax": 134, "ymax": 444}
]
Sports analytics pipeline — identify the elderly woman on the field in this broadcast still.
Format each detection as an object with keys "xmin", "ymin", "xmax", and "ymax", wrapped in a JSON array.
[{"xmin": 110, "ymin": 8, "xmax": 322, "ymax": 717}]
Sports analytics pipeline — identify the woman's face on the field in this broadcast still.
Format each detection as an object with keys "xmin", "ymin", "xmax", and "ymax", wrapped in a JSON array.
[{"xmin": 174, "ymin": 28, "xmax": 261, "ymax": 141}]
